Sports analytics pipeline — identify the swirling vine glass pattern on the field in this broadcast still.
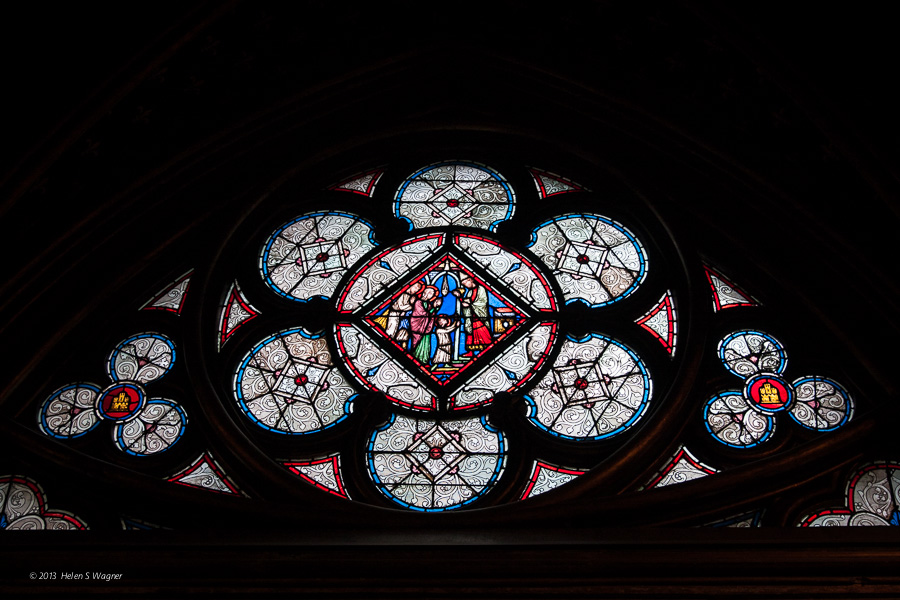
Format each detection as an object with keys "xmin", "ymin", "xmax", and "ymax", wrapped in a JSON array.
[
  {"xmin": 114, "ymin": 399, "xmax": 188, "ymax": 456},
  {"xmin": 703, "ymin": 392, "xmax": 775, "ymax": 448},
  {"xmin": 39, "ymin": 383, "xmax": 101, "ymax": 439},
  {"xmin": 234, "ymin": 328, "xmax": 356, "ymax": 434},
  {"xmin": 525, "ymin": 333, "xmax": 651, "ymax": 440},
  {"xmin": 259, "ymin": 212, "xmax": 376, "ymax": 302},
  {"xmin": 394, "ymin": 162, "xmax": 515, "ymax": 231},
  {"xmin": 789, "ymin": 376, "xmax": 854, "ymax": 432},
  {"xmin": 718, "ymin": 330, "xmax": 787, "ymax": 378},
  {"xmin": 527, "ymin": 214, "xmax": 647, "ymax": 307},
  {"xmin": 367, "ymin": 414, "xmax": 506, "ymax": 511},
  {"xmin": 801, "ymin": 463, "xmax": 900, "ymax": 527},
  {"xmin": 0, "ymin": 476, "xmax": 88, "ymax": 530},
  {"xmin": 107, "ymin": 333, "xmax": 176, "ymax": 384}
]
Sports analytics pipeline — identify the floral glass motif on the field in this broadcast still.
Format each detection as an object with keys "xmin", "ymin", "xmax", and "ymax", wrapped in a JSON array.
[
  {"xmin": 394, "ymin": 161, "xmax": 515, "ymax": 231},
  {"xmin": 801, "ymin": 462, "xmax": 900, "ymax": 527},
  {"xmin": 704, "ymin": 329, "xmax": 854, "ymax": 448},
  {"xmin": 525, "ymin": 333, "xmax": 651, "ymax": 440},
  {"xmin": 39, "ymin": 332, "xmax": 188, "ymax": 456},
  {"xmin": 234, "ymin": 328, "xmax": 356, "ymax": 434},
  {"xmin": 0, "ymin": 476, "xmax": 87, "ymax": 530},
  {"xmin": 367, "ymin": 414, "xmax": 505, "ymax": 511},
  {"xmin": 259, "ymin": 212, "xmax": 376, "ymax": 302},
  {"xmin": 528, "ymin": 214, "xmax": 648, "ymax": 307}
]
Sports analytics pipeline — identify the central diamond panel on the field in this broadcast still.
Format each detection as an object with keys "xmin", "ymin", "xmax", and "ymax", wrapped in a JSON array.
[{"xmin": 364, "ymin": 254, "xmax": 526, "ymax": 385}]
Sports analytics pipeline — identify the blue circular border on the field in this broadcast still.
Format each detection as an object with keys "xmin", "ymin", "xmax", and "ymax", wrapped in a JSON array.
[
  {"xmin": 113, "ymin": 398, "xmax": 188, "ymax": 456},
  {"xmin": 366, "ymin": 414, "xmax": 507, "ymax": 512},
  {"xmin": 524, "ymin": 332, "xmax": 652, "ymax": 441}
]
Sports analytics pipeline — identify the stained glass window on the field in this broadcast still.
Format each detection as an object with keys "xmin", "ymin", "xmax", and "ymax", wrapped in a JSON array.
[
  {"xmin": 14, "ymin": 155, "xmax": 872, "ymax": 526},
  {"xmin": 800, "ymin": 462, "xmax": 900, "ymax": 527},
  {"xmin": 528, "ymin": 214, "xmax": 648, "ymax": 307},
  {"xmin": 205, "ymin": 160, "xmax": 674, "ymax": 512},
  {"xmin": 394, "ymin": 162, "xmax": 515, "ymax": 231}
]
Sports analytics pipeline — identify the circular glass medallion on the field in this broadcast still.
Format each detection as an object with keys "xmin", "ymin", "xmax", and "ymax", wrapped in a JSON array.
[
  {"xmin": 703, "ymin": 391, "xmax": 775, "ymax": 448},
  {"xmin": 788, "ymin": 376, "xmax": 853, "ymax": 431},
  {"xmin": 107, "ymin": 333, "xmax": 175, "ymax": 384},
  {"xmin": 39, "ymin": 383, "xmax": 102, "ymax": 439},
  {"xmin": 527, "ymin": 213, "xmax": 648, "ymax": 307},
  {"xmin": 96, "ymin": 382, "xmax": 146, "ymax": 422},
  {"xmin": 744, "ymin": 374, "xmax": 793, "ymax": 413},
  {"xmin": 525, "ymin": 333, "xmax": 652, "ymax": 440},
  {"xmin": 367, "ymin": 414, "xmax": 506, "ymax": 511},
  {"xmin": 718, "ymin": 330, "xmax": 787, "ymax": 378},
  {"xmin": 393, "ymin": 162, "xmax": 515, "ymax": 231},
  {"xmin": 259, "ymin": 212, "xmax": 376, "ymax": 302},
  {"xmin": 234, "ymin": 328, "xmax": 355, "ymax": 434},
  {"xmin": 114, "ymin": 398, "xmax": 188, "ymax": 456}
]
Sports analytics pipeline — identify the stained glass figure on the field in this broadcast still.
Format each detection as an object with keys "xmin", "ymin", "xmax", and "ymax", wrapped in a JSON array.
[
  {"xmin": 525, "ymin": 333, "xmax": 651, "ymax": 440},
  {"xmin": 167, "ymin": 453, "xmax": 243, "ymax": 496},
  {"xmin": 527, "ymin": 168, "xmax": 586, "ymax": 198},
  {"xmin": 718, "ymin": 330, "xmax": 787, "ymax": 378},
  {"xmin": 703, "ymin": 392, "xmax": 775, "ymax": 448},
  {"xmin": 218, "ymin": 281, "xmax": 260, "ymax": 351},
  {"xmin": 140, "ymin": 270, "xmax": 192, "ymax": 315},
  {"xmin": 329, "ymin": 169, "xmax": 384, "ymax": 197},
  {"xmin": 234, "ymin": 328, "xmax": 355, "ymax": 434},
  {"xmin": 394, "ymin": 162, "xmax": 514, "ymax": 231},
  {"xmin": 789, "ymin": 376, "xmax": 854, "ymax": 432},
  {"xmin": 367, "ymin": 415, "xmax": 505, "ymax": 511},
  {"xmin": 337, "ymin": 233, "xmax": 445, "ymax": 313},
  {"xmin": 644, "ymin": 446, "xmax": 718, "ymax": 489},
  {"xmin": 259, "ymin": 212, "xmax": 376, "ymax": 303},
  {"xmin": 520, "ymin": 461, "xmax": 587, "ymax": 500},
  {"xmin": 801, "ymin": 462, "xmax": 900, "ymax": 527},
  {"xmin": 337, "ymin": 231, "xmax": 560, "ymax": 412},
  {"xmin": 453, "ymin": 233, "xmax": 556, "ymax": 312},
  {"xmin": 528, "ymin": 214, "xmax": 647, "ymax": 307},
  {"xmin": 704, "ymin": 265, "xmax": 758, "ymax": 312},
  {"xmin": 362, "ymin": 255, "xmax": 527, "ymax": 385},
  {"xmin": 114, "ymin": 399, "xmax": 188, "ymax": 456},
  {"xmin": 635, "ymin": 291, "xmax": 677, "ymax": 355},
  {"xmin": 283, "ymin": 455, "xmax": 349, "ymax": 499},
  {"xmin": 0, "ymin": 476, "xmax": 87, "ymax": 530},
  {"xmin": 39, "ymin": 383, "xmax": 101, "ymax": 439},
  {"xmin": 107, "ymin": 333, "xmax": 176, "ymax": 385}
]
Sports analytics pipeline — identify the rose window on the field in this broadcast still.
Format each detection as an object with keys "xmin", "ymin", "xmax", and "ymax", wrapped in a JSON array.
[{"xmin": 216, "ymin": 160, "xmax": 663, "ymax": 512}]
